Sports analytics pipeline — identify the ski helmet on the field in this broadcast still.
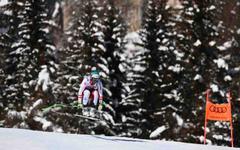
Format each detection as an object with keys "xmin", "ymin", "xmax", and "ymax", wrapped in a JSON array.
[{"xmin": 91, "ymin": 67, "xmax": 100, "ymax": 79}]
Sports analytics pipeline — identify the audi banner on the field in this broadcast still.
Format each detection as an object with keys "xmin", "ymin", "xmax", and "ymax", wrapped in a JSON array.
[
  {"xmin": 204, "ymin": 90, "xmax": 234, "ymax": 147},
  {"xmin": 205, "ymin": 101, "xmax": 231, "ymax": 121}
]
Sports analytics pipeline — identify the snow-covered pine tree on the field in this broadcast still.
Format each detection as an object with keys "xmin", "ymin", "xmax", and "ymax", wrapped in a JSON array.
[
  {"xmin": 189, "ymin": 0, "xmax": 230, "ymax": 97},
  {"xmin": 144, "ymin": 0, "xmax": 183, "ymax": 140},
  {"xmin": 179, "ymin": 0, "xmax": 237, "ymax": 146},
  {"xmin": 2, "ymin": 0, "xmax": 57, "ymax": 129},
  {"xmin": 168, "ymin": 0, "xmax": 203, "ymax": 142},
  {"xmin": 205, "ymin": 0, "xmax": 240, "ymax": 146},
  {"xmin": 0, "ymin": 1, "xmax": 10, "ymax": 54},
  {"xmin": 0, "ymin": 0, "xmax": 21, "ymax": 53},
  {"xmin": 0, "ymin": 0, "xmax": 22, "ymax": 75},
  {"xmin": 101, "ymin": 0, "xmax": 127, "ymax": 109},
  {"xmin": 116, "ymin": 32, "xmax": 144, "ymax": 137},
  {"xmin": 0, "ymin": 1, "xmax": 9, "ymax": 115},
  {"xmin": 2, "ymin": 0, "xmax": 31, "ymax": 111},
  {"xmin": 227, "ymin": 0, "xmax": 240, "ymax": 146},
  {"xmin": 45, "ymin": 0, "xmax": 64, "ymax": 47},
  {"xmin": 55, "ymin": 0, "xmax": 104, "ymax": 103},
  {"xmin": 0, "ymin": 0, "xmax": 25, "ymax": 120},
  {"xmin": 119, "ymin": 0, "xmax": 179, "ymax": 139},
  {"xmin": 69, "ymin": 0, "xmax": 103, "ymax": 73},
  {"xmin": 31, "ymin": 0, "xmax": 57, "ymax": 98},
  {"xmin": 195, "ymin": 0, "xmax": 232, "ymax": 146}
]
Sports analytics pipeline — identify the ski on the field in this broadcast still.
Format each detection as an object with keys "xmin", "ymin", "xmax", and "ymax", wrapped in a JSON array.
[
  {"xmin": 42, "ymin": 102, "xmax": 82, "ymax": 113},
  {"xmin": 53, "ymin": 111, "xmax": 101, "ymax": 121},
  {"xmin": 42, "ymin": 102, "xmax": 116, "ymax": 126},
  {"xmin": 42, "ymin": 101, "xmax": 115, "ymax": 117}
]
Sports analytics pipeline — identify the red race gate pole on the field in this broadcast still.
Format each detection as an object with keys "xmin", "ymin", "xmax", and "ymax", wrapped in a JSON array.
[
  {"xmin": 204, "ymin": 89, "xmax": 210, "ymax": 144},
  {"xmin": 227, "ymin": 91, "xmax": 234, "ymax": 147}
]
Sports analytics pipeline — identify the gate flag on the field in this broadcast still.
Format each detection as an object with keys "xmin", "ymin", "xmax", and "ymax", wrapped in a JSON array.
[
  {"xmin": 205, "ymin": 101, "xmax": 231, "ymax": 121},
  {"xmin": 203, "ymin": 89, "xmax": 233, "ymax": 147}
]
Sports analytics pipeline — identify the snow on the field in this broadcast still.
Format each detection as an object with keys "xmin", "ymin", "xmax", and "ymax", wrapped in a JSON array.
[
  {"xmin": 168, "ymin": 64, "xmax": 182, "ymax": 73},
  {"xmin": 40, "ymin": 28, "xmax": 50, "ymax": 34},
  {"xmin": 186, "ymin": 19, "xmax": 193, "ymax": 24},
  {"xmin": 16, "ymin": 1, "xmax": 24, "ymax": 6},
  {"xmin": 159, "ymin": 46, "xmax": 168, "ymax": 51},
  {"xmin": 210, "ymin": 84, "xmax": 219, "ymax": 92},
  {"xmin": 209, "ymin": 41, "xmax": 216, "ymax": 46},
  {"xmin": 0, "ymin": 128, "xmax": 237, "ymax": 150},
  {"xmin": 157, "ymin": 14, "xmax": 162, "ymax": 22},
  {"xmin": 0, "ymin": 0, "xmax": 8, "ymax": 6},
  {"xmin": 98, "ymin": 63, "xmax": 109, "ymax": 74},
  {"xmin": 150, "ymin": 126, "xmax": 167, "ymax": 139},
  {"xmin": 193, "ymin": 40, "xmax": 201, "ymax": 47},
  {"xmin": 237, "ymin": 29, "xmax": 240, "ymax": 34},
  {"xmin": 162, "ymin": 38, "xmax": 169, "ymax": 44},
  {"xmin": 98, "ymin": 44, "xmax": 106, "ymax": 51},
  {"xmin": 46, "ymin": 44, "xmax": 56, "ymax": 51},
  {"xmin": 194, "ymin": 74, "xmax": 203, "ymax": 82},
  {"xmin": 52, "ymin": 2, "xmax": 60, "ymax": 18},
  {"xmin": 7, "ymin": 111, "xmax": 27, "ymax": 120},
  {"xmin": 33, "ymin": 116, "xmax": 53, "ymax": 131},
  {"xmin": 217, "ymin": 41, "xmax": 232, "ymax": 51},
  {"xmin": 164, "ymin": 93, "xmax": 174, "ymax": 99},
  {"xmin": 213, "ymin": 58, "xmax": 228, "ymax": 69},
  {"xmin": 224, "ymin": 75, "xmax": 232, "ymax": 81},
  {"xmin": 173, "ymin": 50, "xmax": 184, "ymax": 58},
  {"xmin": 3, "ymin": 10, "xmax": 11, "ymax": 15},
  {"xmin": 160, "ymin": 104, "xmax": 178, "ymax": 112},
  {"xmin": 217, "ymin": 46, "xmax": 226, "ymax": 51},
  {"xmin": 29, "ymin": 99, "xmax": 43, "ymax": 112},
  {"xmin": 124, "ymin": 32, "xmax": 142, "ymax": 53},
  {"xmin": 208, "ymin": 5, "xmax": 216, "ymax": 11},
  {"xmin": 36, "ymin": 66, "xmax": 51, "ymax": 92},
  {"xmin": 134, "ymin": 64, "xmax": 145, "ymax": 72},
  {"xmin": 223, "ymin": 41, "xmax": 232, "ymax": 49},
  {"xmin": 32, "ymin": 99, "xmax": 43, "ymax": 108},
  {"xmin": 172, "ymin": 112, "xmax": 183, "ymax": 126}
]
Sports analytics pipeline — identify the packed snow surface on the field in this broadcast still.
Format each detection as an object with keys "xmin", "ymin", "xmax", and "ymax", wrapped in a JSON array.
[{"xmin": 0, "ymin": 128, "xmax": 237, "ymax": 150}]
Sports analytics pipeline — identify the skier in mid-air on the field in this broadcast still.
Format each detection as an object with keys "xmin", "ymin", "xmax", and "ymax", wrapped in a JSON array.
[{"xmin": 77, "ymin": 67, "xmax": 103, "ymax": 111}]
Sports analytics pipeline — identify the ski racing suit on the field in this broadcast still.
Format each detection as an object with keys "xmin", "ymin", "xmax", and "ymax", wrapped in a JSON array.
[{"xmin": 78, "ymin": 75, "xmax": 103, "ymax": 107}]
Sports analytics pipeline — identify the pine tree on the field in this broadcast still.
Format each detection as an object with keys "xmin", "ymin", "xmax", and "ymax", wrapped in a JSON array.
[
  {"xmin": 55, "ymin": 0, "xmax": 104, "ymax": 102},
  {"xmin": 0, "ymin": 2, "xmax": 9, "ymax": 114},
  {"xmin": 0, "ymin": 0, "xmax": 25, "ymax": 119},
  {"xmin": 1, "ymin": 1, "xmax": 27, "ymax": 110},
  {"xmin": 71, "ymin": 0, "xmax": 103, "ymax": 73},
  {"xmin": 144, "ymin": 0, "xmax": 183, "ymax": 140},
  {"xmin": 191, "ymin": 0, "xmax": 231, "ymax": 146},
  {"xmin": 227, "ymin": 0, "xmax": 240, "ymax": 147},
  {"xmin": 101, "ymin": 0, "xmax": 127, "ymax": 108},
  {"xmin": 169, "ymin": 0, "xmax": 203, "ymax": 142},
  {"xmin": 119, "ymin": 0, "xmax": 179, "ymax": 139},
  {"xmin": 174, "ymin": 0, "xmax": 239, "ymax": 145},
  {"xmin": 2, "ymin": 0, "xmax": 57, "ymax": 124}
]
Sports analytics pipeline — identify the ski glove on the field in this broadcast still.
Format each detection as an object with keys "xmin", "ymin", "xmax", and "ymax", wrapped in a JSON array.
[
  {"xmin": 98, "ymin": 98, "xmax": 103, "ymax": 111},
  {"xmin": 77, "ymin": 103, "xmax": 83, "ymax": 109},
  {"xmin": 98, "ymin": 104, "xmax": 103, "ymax": 111}
]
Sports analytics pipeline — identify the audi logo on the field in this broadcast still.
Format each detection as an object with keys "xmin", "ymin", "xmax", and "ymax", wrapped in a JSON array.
[{"xmin": 209, "ymin": 105, "xmax": 227, "ymax": 113}]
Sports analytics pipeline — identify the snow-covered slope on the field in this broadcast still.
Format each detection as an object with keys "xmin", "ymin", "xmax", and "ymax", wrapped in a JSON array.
[{"xmin": 0, "ymin": 128, "xmax": 237, "ymax": 150}]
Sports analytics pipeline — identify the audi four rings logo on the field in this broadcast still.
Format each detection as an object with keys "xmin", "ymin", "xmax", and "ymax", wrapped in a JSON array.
[{"xmin": 209, "ymin": 105, "xmax": 227, "ymax": 113}]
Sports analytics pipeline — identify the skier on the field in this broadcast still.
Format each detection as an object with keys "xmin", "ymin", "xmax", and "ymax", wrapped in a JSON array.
[{"xmin": 77, "ymin": 67, "xmax": 104, "ymax": 110}]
